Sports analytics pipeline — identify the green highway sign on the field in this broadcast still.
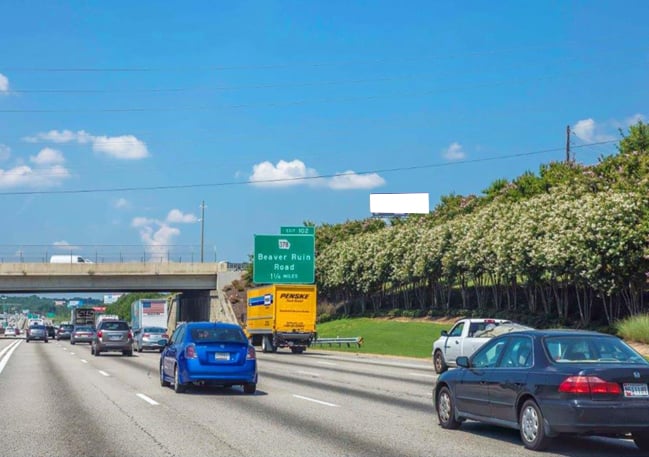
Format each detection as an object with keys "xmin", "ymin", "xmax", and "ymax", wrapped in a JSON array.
[
  {"xmin": 254, "ymin": 234, "xmax": 315, "ymax": 284},
  {"xmin": 280, "ymin": 226, "xmax": 315, "ymax": 236}
]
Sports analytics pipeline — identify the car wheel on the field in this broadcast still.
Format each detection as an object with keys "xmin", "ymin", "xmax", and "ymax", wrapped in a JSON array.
[
  {"xmin": 436, "ymin": 386, "xmax": 461, "ymax": 429},
  {"xmin": 71, "ymin": 340, "xmax": 76, "ymax": 345},
  {"xmin": 243, "ymin": 382, "xmax": 256, "ymax": 394},
  {"xmin": 519, "ymin": 399, "xmax": 548, "ymax": 451},
  {"xmin": 290, "ymin": 347, "xmax": 304, "ymax": 354},
  {"xmin": 44, "ymin": 339, "xmax": 48, "ymax": 343},
  {"xmin": 94, "ymin": 346, "xmax": 101, "ymax": 357},
  {"xmin": 633, "ymin": 432, "xmax": 649, "ymax": 451},
  {"xmin": 261, "ymin": 336, "xmax": 272, "ymax": 353},
  {"xmin": 160, "ymin": 362, "xmax": 170, "ymax": 387},
  {"xmin": 123, "ymin": 349, "xmax": 133, "ymax": 357},
  {"xmin": 173, "ymin": 366, "xmax": 186, "ymax": 393},
  {"xmin": 434, "ymin": 350, "xmax": 448, "ymax": 374},
  {"xmin": 26, "ymin": 338, "xmax": 30, "ymax": 343}
]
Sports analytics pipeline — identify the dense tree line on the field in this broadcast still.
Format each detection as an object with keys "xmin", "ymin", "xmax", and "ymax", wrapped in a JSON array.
[{"xmin": 313, "ymin": 122, "xmax": 649, "ymax": 326}]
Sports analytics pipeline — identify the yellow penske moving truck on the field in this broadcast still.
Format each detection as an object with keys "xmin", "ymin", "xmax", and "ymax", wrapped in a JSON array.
[{"xmin": 246, "ymin": 284, "xmax": 317, "ymax": 354}]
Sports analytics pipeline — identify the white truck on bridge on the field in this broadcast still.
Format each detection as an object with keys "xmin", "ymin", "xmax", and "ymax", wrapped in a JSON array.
[{"xmin": 432, "ymin": 318, "xmax": 514, "ymax": 374}]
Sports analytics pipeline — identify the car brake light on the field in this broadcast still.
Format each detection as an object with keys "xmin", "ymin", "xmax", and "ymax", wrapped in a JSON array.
[
  {"xmin": 127, "ymin": 331, "xmax": 133, "ymax": 339},
  {"xmin": 97, "ymin": 330, "xmax": 103, "ymax": 338},
  {"xmin": 162, "ymin": 334, "xmax": 169, "ymax": 339},
  {"xmin": 247, "ymin": 346, "xmax": 256, "ymax": 360},
  {"xmin": 558, "ymin": 376, "xmax": 621, "ymax": 395},
  {"xmin": 143, "ymin": 333, "xmax": 150, "ymax": 337},
  {"xmin": 185, "ymin": 344, "xmax": 197, "ymax": 359}
]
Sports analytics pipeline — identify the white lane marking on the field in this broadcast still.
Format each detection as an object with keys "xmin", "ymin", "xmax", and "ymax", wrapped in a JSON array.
[
  {"xmin": 62, "ymin": 347, "xmax": 67, "ymax": 351},
  {"xmin": 70, "ymin": 352, "xmax": 75, "ymax": 355},
  {"xmin": 317, "ymin": 361, "xmax": 337, "ymax": 366},
  {"xmin": 408, "ymin": 372, "xmax": 436, "ymax": 378},
  {"xmin": 0, "ymin": 341, "xmax": 22, "ymax": 375},
  {"xmin": 136, "ymin": 393, "xmax": 159, "ymax": 405},
  {"xmin": 98, "ymin": 370, "xmax": 110, "ymax": 377},
  {"xmin": 80, "ymin": 359, "xmax": 88, "ymax": 364},
  {"xmin": 0, "ymin": 340, "xmax": 20, "ymax": 360},
  {"xmin": 293, "ymin": 394, "xmax": 339, "ymax": 407},
  {"xmin": 297, "ymin": 370, "xmax": 320, "ymax": 377}
]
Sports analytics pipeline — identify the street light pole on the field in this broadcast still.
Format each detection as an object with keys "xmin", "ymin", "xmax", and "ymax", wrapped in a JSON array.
[{"xmin": 200, "ymin": 200, "xmax": 206, "ymax": 263}]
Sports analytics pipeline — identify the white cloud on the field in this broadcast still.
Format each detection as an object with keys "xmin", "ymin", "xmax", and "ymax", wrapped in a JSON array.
[
  {"xmin": 328, "ymin": 171, "xmax": 385, "ymax": 190},
  {"xmin": 23, "ymin": 129, "xmax": 149, "ymax": 160},
  {"xmin": 0, "ymin": 164, "xmax": 70, "ymax": 188},
  {"xmin": 114, "ymin": 197, "xmax": 129, "ymax": 209},
  {"xmin": 30, "ymin": 147, "xmax": 65, "ymax": 165},
  {"xmin": 0, "ymin": 73, "xmax": 8, "ymax": 93},
  {"xmin": 92, "ymin": 135, "xmax": 149, "ymax": 160},
  {"xmin": 249, "ymin": 159, "xmax": 319, "ymax": 187},
  {"xmin": 573, "ymin": 118, "xmax": 616, "ymax": 143},
  {"xmin": 0, "ymin": 144, "xmax": 10, "ymax": 161},
  {"xmin": 166, "ymin": 209, "xmax": 198, "ymax": 224},
  {"xmin": 132, "ymin": 217, "xmax": 180, "ymax": 262},
  {"xmin": 443, "ymin": 142, "xmax": 465, "ymax": 161},
  {"xmin": 249, "ymin": 158, "xmax": 385, "ymax": 190},
  {"xmin": 625, "ymin": 113, "xmax": 645, "ymax": 126},
  {"xmin": 53, "ymin": 241, "xmax": 79, "ymax": 251},
  {"xmin": 131, "ymin": 217, "xmax": 153, "ymax": 228}
]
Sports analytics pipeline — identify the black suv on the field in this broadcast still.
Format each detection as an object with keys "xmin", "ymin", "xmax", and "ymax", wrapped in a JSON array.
[
  {"xmin": 91, "ymin": 320, "xmax": 133, "ymax": 356},
  {"xmin": 56, "ymin": 324, "xmax": 74, "ymax": 340}
]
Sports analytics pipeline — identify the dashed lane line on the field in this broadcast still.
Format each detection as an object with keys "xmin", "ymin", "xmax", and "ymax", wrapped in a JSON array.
[
  {"xmin": 98, "ymin": 370, "xmax": 110, "ymax": 377},
  {"xmin": 136, "ymin": 393, "xmax": 159, "ymax": 405},
  {"xmin": 293, "ymin": 394, "xmax": 339, "ymax": 407}
]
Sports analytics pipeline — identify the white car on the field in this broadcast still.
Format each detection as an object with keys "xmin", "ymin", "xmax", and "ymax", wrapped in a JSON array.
[{"xmin": 4, "ymin": 326, "xmax": 17, "ymax": 337}]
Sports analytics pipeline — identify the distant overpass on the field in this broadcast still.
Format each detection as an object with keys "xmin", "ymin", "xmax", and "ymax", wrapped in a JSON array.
[
  {"xmin": 0, "ymin": 262, "xmax": 241, "ymax": 325},
  {"xmin": 0, "ymin": 262, "xmax": 224, "ymax": 293}
]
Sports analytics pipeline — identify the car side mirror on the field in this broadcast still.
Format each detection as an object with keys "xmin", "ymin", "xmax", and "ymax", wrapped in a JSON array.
[
  {"xmin": 440, "ymin": 330, "xmax": 448, "ymax": 337},
  {"xmin": 456, "ymin": 356, "xmax": 470, "ymax": 368}
]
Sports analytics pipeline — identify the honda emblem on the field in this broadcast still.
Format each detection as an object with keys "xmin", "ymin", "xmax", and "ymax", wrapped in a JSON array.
[{"xmin": 634, "ymin": 371, "xmax": 641, "ymax": 379}]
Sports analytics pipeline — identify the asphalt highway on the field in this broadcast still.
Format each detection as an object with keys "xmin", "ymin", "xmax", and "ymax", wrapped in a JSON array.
[{"xmin": 0, "ymin": 337, "xmax": 645, "ymax": 457}]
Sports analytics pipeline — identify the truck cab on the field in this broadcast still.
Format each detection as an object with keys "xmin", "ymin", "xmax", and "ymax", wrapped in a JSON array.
[{"xmin": 432, "ymin": 318, "xmax": 512, "ymax": 374}]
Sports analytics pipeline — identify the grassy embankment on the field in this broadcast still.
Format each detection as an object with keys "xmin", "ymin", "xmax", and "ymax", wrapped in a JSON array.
[
  {"xmin": 315, "ymin": 318, "xmax": 449, "ymax": 358},
  {"xmin": 317, "ymin": 314, "xmax": 649, "ymax": 359}
]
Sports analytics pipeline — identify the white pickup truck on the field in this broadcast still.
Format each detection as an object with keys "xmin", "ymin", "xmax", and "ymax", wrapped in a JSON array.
[{"xmin": 432, "ymin": 318, "xmax": 514, "ymax": 374}]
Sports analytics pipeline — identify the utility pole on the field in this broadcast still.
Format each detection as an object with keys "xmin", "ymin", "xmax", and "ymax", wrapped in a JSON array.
[
  {"xmin": 566, "ymin": 124, "xmax": 571, "ymax": 163},
  {"xmin": 200, "ymin": 200, "xmax": 206, "ymax": 263}
]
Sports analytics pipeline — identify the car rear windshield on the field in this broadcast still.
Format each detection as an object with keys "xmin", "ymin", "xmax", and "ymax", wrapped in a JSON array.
[
  {"xmin": 30, "ymin": 325, "xmax": 45, "ymax": 329},
  {"xmin": 190, "ymin": 327, "xmax": 247, "ymax": 344},
  {"xmin": 143, "ymin": 327, "xmax": 166, "ymax": 333},
  {"xmin": 100, "ymin": 321, "xmax": 129, "ymax": 331},
  {"xmin": 544, "ymin": 335, "xmax": 648, "ymax": 364},
  {"xmin": 75, "ymin": 326, "xmax": 93, "ymax": 331},
  {"xmin": 61, "ymin": 325, "xmax": 74, "ymax": 330}
]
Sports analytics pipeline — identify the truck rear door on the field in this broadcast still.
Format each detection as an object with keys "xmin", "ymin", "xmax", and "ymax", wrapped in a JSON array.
[{"xmin": 275, "ymin": 285, "xmax": 317, "ymax": 333}]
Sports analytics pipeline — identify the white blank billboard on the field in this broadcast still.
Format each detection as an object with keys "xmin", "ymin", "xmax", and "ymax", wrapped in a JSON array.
[{"xmin": 370, "ymin": 193, "xmax": 430, "ymax": 215}]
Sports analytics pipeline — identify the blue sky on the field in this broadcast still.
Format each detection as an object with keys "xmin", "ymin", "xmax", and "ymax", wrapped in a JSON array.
[{"xmin": 0, "ymin": 1, "xmax": 647, "ymax": 263}]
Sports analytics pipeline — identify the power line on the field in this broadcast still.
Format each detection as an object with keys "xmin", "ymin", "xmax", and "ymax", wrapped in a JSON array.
[
  {"xmin": 0, "ymin": 140, "xmax": 616, "ymax": 197},
  {"xmin": 0, "ymin": 44, "xmax": 571, "ymax": 73},
  {"xmin": 0, "ymin": 71, "xmax": 602, "ymax": 114}
]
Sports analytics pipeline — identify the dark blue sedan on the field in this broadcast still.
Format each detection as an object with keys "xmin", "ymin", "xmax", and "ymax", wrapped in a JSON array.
[
  {"xmin": 433, "ymin": 329, "xmax": 649, "ymax": 452},
  {"xmin": 160, "ymin": 321, "xmax": 257, "ymax": 394}
]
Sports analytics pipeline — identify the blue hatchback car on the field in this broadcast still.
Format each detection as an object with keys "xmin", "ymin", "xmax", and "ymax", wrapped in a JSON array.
[{"xmin": 160, "ymin": 321, "xmax": 257, "ymax": 394}]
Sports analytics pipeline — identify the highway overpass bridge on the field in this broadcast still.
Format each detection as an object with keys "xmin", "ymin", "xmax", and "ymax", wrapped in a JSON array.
[{"xmin": 0, "ymin": 262, "xmax": 240, "ymax": 326}]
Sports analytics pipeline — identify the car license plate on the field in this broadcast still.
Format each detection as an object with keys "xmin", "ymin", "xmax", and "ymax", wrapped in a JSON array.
[
  {"xmin": 109, "ymin": 335, "xmax": 122, "ymax": 341},
  {"xmin": 623, "ymin": 383, "xmax": 649, "ymax": 397},
  {"xmin": 215, "ymin": 353, "xmax": 229, "ymax": 361}
]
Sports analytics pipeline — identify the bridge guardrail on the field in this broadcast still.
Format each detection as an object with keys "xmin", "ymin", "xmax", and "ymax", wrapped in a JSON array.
[{"xmin": 312, "ymin": 336, "xmax": 364, "ymax": 348}]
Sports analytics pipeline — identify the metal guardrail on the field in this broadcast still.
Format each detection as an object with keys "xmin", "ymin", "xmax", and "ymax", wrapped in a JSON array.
[{"xmin": 312, "ymin": 337, "xmax": 364, "ymax": 348}]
